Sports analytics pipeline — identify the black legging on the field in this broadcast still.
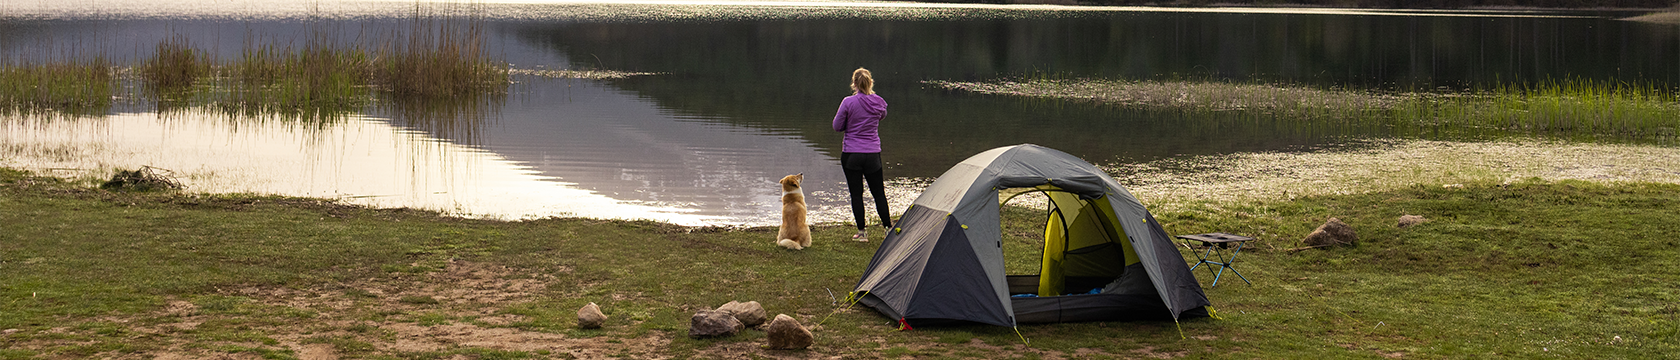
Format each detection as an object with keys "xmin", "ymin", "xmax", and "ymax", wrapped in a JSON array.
[{"xmin": 841, "ymin": 152, "xmax": 892, "ymax": 230}]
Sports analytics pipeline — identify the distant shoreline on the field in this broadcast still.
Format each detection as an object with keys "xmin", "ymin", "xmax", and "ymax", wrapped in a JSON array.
[
  {"xmin": 919, "ymin": 0, "xmax": 1677, "ymax": 11},
  {"xmin": 1621, "ymin": 11, "xmax": 1680, "ymax": 22}
]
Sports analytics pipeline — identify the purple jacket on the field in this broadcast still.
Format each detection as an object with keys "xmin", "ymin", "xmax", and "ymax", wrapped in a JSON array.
[{"xmin": 832, "ymin": 93, "xmax": 888, "ymax": 153}]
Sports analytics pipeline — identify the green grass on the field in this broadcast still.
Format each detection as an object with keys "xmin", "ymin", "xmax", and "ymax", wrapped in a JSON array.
[
  {"xmin": 1, "ymin": 167, "xmax": 1675, "ymax": 358},
  {"xmin": 929, "ymin": 77, "xmax": 1680, "ymax": 141},
  {"xmin": 1398, "ymin": 78, "xmax": 1680, "ymax": 140}
]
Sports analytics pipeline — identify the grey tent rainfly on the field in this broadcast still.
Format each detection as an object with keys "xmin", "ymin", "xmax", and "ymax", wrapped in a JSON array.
[{"xmin": 850, "ymin": 144, "xmax": 1210, "ymax": 330}]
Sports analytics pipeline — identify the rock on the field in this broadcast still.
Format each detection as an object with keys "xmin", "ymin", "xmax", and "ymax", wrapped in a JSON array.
[
  {"xmin": 1303, "ymin": 217, "xmax": 1357, "ymax": 247},
  {"xmin": 717, "ymin": 300, "xmax": 767, "ymax": 327},
  {"xmin": 1397, "ymin": 215, "xmax": 1428, "ymax": 228},
  {"xmin": 765, "ymin": 314, "xmax": 813, "ymax": 350},
  {"xmin": 1, "ymin": 329, "xmax": 18, "ymax": 335},
  {"xmin": 577, "ymin": 302, "xmax": 606, "ymax": 329},
  {"xmin": 689, "ymin": 309, "xmax": 744, "ymax": 338}
]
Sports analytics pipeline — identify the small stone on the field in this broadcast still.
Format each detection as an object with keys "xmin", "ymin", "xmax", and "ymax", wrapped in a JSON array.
[
  {"xmin": 765, "ymin": 314, "xmax": 813, "ymax": 350},
  {"xmin": 1397, "ymin": 215, "xmax": 1428, "ymax": 228},
  {"xmin": 689, "ymin": 309, "xmax": 744, "ymax": 338},
  {"xmin": 577, "ymin": 302, "xmax": 606, "ymax": 329},
  {"xmin": 1303, "ymin": 217, "xmax": 1357, "ymax": 247},
  {"xmin": 717, "ymin": 300, "xmax": 767, "ymax": 327},
  {"xmin": 1, "ymin": 329, "xmax": 19, "ymax": 335}
]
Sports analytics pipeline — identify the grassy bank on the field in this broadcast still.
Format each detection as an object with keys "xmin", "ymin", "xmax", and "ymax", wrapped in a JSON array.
[
  {"xmin": 2, "ymin": 167, "xmax": 1675, "ymax": 358},
  {"xmin": 927, "ymin": 78, "xmax": 1680, "ymax": 140}
]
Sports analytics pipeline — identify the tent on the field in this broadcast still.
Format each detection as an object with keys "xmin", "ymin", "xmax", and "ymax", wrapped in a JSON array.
[{"xmin": 851, "ymin": 144, "xmax": 1209, "ymax": 327}]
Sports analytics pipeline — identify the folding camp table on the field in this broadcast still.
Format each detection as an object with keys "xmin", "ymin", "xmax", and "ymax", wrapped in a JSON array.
[{"xmin": 1177, "ymin": 232, "xmax": 1255, "ymax": 287}]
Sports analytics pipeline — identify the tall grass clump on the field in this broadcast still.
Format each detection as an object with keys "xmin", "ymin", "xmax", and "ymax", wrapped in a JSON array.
[
  {"xmin": 139, "ymin": 35, "xmax": 212, "ymax": 96},
  {"xmin": 368, "ymin": 9, "xmax": 508, "ymax": 140},
  {"xmin": 0, "ymin": 57, "xmax": 114, "ymax": 116},
  {"xmin": 1396, "ymin": 78, "xmax": 1680, "ymax": 139},
  {"xmin": 373, "ymin": 10, "xmax": 507, "ymax": 100},
  {"xmin": 217, "ymin": 33, "xmax": 373, "ymax": 119}
]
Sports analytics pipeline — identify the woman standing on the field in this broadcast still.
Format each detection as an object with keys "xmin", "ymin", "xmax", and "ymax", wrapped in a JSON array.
[{"xmin": 832, "ymin": 68, "xmax": 892, "ymax": 242}]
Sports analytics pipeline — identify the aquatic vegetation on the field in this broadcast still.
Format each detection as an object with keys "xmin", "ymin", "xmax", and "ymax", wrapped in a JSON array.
[
  {"xmin": 924, "ymin": 78, "xmax": 1396, "ymax": 118},
  {"xmin": 206, "ymin": 18, "xmax": 508, "ymax": 121},
  {"xmin": 509, "ymin": 68, "xmax": 663, "ymax": 80},
  {"xmin": 928, "ymin": 77, "xmax": 1680, "ymax": 140},
  {"xmin": 6, "ymin": 14, "xmax": 510, "ymax": 122},
  {"xmin": 0, "ymin": 57, "xmax": 113, "ymax": 116},
  {"xmin": 139, "ymin": 35, "xmax": 212, "ymax": 94},
  {"xmin": 213, "ymin": 38, "xmax": 375, "ymax": 119},
  {"xmin": 1398, "ymin": 79, "xmax": 1680, "ymax": 139},
  {"xmin": 372, "ymin": 13, "xmax": 507, "ymax": 101}
]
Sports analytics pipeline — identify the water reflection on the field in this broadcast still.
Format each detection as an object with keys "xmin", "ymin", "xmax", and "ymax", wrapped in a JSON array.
[
  {"xmin": 483, "ymin": 78, "xmax": 861, "ymax": 223},
  {"xmin": 1, "ymin": 111, "xmax": 725, "ymax": 225}
]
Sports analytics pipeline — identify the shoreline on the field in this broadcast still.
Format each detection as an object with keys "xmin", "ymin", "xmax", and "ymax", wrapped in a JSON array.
[{"xmin": 961, "ymin": 0, "xmax": 1678, "ymax": 11}]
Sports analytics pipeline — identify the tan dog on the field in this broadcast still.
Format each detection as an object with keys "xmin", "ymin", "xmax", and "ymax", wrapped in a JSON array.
[{"xmin": 776, "ymin": 173, "xmax": 812, "ymax": 250}]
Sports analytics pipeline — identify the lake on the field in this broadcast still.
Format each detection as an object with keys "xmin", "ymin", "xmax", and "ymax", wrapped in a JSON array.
[{"xmin": 3, "ymin": 0, "xmax": 1677, "ymax": 225}]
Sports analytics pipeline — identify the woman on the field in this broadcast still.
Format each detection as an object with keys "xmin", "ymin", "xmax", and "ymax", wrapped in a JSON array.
[{"xmin": 832, "ymin": 67, "xmax": 892, "ymax": 242}]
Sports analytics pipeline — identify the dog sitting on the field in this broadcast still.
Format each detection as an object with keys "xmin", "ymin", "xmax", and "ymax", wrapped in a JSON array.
[{"xmin": 776, "ymin": 173, "xmax": 812, "ymax": 250}]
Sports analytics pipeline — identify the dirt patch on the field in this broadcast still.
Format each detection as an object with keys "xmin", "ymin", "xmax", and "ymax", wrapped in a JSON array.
[
  {"xmin": 1131, "ymin": 345, "xmax": 1188, "ymax": 359},
  {"xmin": 1071, "ymin": 348, "xmax": 1119, "ymax": 358},
  {"xmin": 20, "ymin": 261, "xmax": 679, "ymax": 359},
  {"xmin": 966, "ymin": 338, "xmax": 1004, "ymax": 351}
]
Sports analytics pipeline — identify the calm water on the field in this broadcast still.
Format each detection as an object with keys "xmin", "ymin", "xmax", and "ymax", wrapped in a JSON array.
[{"xmin": 3, "ymin": 1, "xmax": 1677, "ymax": 225}]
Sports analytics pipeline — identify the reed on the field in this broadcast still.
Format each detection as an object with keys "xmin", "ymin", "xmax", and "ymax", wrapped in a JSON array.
[
  {"xmin": 371, "ymin": 8, "xmax": 507, "ymax": 101},
  {"xmin": 365, "ymin": 8, "xmax": 509, "ymax": 138},
  {"xmin": 1395, "ymin": 78, "xmax": 1680, "ymax": 139},
  {"xmin": 214, "ymin": 33, "xmax": 374, "ymax": 120},
  {"xmin": 7, "ymin": 5, "xmax": 518, "ymax": 123},
  {"xmin": 0, "ymin": 57, "xmax": 114, "ymax": 116},
  {"xmin": 139, "ymin": 35, "xmax": 212, "ymax": 95}
]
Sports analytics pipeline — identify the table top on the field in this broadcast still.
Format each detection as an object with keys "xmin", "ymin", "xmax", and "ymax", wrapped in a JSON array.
[{"xmin": 1176, "ymin": 232, "xmax": 1255, "ymax": 244}]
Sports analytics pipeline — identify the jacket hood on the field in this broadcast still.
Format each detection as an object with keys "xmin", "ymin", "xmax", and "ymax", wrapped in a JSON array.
[{"xmin": 856, "ymin": 94, "xmax": 888, "ymax": 116}]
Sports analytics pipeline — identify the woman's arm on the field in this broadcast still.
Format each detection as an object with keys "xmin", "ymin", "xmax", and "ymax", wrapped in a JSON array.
[{"xmin": 831, "ymin": 98, "xmax": 851, "ymax": 132}]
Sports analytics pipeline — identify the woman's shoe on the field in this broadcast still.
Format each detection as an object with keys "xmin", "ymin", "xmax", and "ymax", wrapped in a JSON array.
[{"xmin": 853, "ymin": 230, "xmax": 869, "ymax": 242}]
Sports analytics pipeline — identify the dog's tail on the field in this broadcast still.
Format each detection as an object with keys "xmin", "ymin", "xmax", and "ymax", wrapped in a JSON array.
[{"xmin": 777, "ymin": 239, "xmax": 804, "ymax": 250}]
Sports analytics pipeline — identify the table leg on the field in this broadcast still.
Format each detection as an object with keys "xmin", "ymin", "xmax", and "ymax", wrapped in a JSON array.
[
  {"xmin": 1210, "ymin": 241, "xmax": 1252, "ymax": 287},
  {"xmin": 1187, "ymin": 242, "xmax": 1215, "ymax": 272}
]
